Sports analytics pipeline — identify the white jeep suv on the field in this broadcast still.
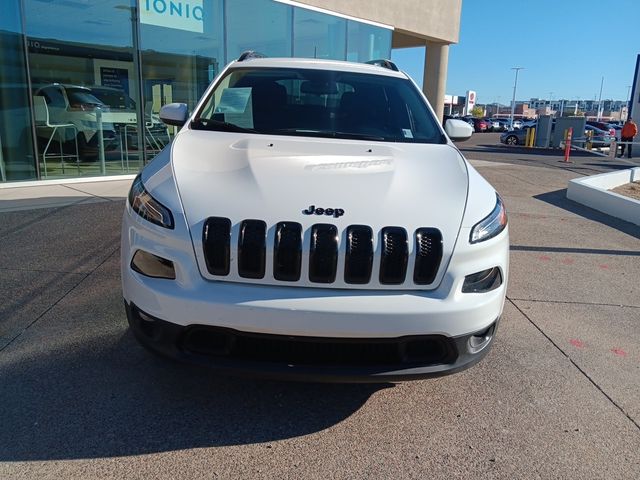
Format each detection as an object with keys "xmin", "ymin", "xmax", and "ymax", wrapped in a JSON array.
[{"xmin": 121, "ymin": 54, "xmax": 509, "ymax": 382}]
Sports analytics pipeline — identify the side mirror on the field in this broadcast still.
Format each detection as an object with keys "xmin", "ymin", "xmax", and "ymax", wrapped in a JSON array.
[
  {"xmin": 159, "ymin": 103, "xmax": 189, "ymax": 127},
  {"xmin": 445, "ymin": 119, "xmax": 473, "ymax": 142}
]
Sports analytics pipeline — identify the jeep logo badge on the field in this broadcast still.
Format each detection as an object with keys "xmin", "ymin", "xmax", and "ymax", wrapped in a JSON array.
[{"xmin": 302, "ymin": 205, "xmax": 344, "ymax": 218}]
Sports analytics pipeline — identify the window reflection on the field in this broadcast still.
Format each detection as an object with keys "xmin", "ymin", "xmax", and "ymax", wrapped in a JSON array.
[
  {"xmin": 1, "ymin": 0, "xmax": 394, "ymax": 182},
  {"xmin": 140, "ymin": 0, "xmax": 223, "ymax": 152},
  {"xmin": 226, "ymin": 0, "xmax": 292, "ymax": 59},
  {"xmin": 347, "ymin": 21, "xmax": 392, "ymax": 62},
  {"xmin": 24, "ymin": 0, "xmax": 145, "ymax": 178},
  {"xmin": 293, "ymin": 8, "xmax": 346, "ymax": 60},
  {"xmin": 0, "ymin": 0, "xmax": 36, "ymax": 181}
]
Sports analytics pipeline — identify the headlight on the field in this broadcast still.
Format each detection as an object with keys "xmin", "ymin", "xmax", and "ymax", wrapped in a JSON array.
[
  {"xmin": 470, "ymin": 194, "xmax": 507, "ymax": 243},
  {"xmin": 128, "ymin": 174, "xmax": 174, "ymax": 229}
]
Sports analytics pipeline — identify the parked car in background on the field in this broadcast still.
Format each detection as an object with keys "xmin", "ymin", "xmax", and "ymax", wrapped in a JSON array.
[
  {"xmin": 511, "ymin": 119, "xmax": 523, "ymax": 129},
  {"xmin": 33, "ymin": 83, "xmax": 119, "ymax": 158},
  {"xmin": 485, "ymin": 118, "xmax": 500, "ymax": 132},
  {"xmin": 492, "ymin": 119, "xmax": 511, "ymax": 132},
  {"xmin": 586, "ymin": 121, "xmax": 616, "ymax": 138},
  {"xmin": 472, "ymin": 118, "xmax": 488, "ymax": 133},
  {"xmin": 499, "ymin": 125, "xmax": 533, "ymax": 145},
  {"xmin": 583, "ymin": 125, "xmax": 614, "ymax": 147}
]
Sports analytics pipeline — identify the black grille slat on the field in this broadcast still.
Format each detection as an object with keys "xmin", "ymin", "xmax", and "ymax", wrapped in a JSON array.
[
  {"xmin": 274, "ymin": 222, "xmax": 302, "ymax": 281},
  {"xmin": 344, "ymin": 225, "xmax": 374, "ymax": 284},
  {"xmin": 238, "ymin": 220, "xmax": 267, "ymax": 279},
  {"xmin": 379, "ymin": 227, "xmax": 408, "ymax": 284},
  {"xmin": 309, "ymin": 224, "xmax": 338, "ymax": 283},
  {"xmin": 202, "ymin": 217, "xmax": 231, "ymax": 275},
  {"xmin": 414, "ymin": 228, "xmax": 443, "ymax": 285}
]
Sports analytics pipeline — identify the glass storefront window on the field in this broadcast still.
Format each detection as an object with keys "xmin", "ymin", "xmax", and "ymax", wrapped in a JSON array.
[
  {"xmin": 226, "ymin": 0, "xmax": 292, "ymax": 59},
  {"xmin": 293, "ymin": 8, "xmax": 346, "ymax": 60},
  {"xmin": 23, "ymin": 0, "xmax": 143, "ymax": 179},
  {"xmin": 0, "ymin": 0, "xmax": 394, "ymax": 183},
  {"xmin": 347, "ymin": 21, "xmax": 392, "ymax": 62},
  {"xmin": 140, "ymin": 0, "xmax": 224, "ymax": 156},
  {"xmin": 0, "ymin": 0, "xmax": 36, "ymax": 181}
]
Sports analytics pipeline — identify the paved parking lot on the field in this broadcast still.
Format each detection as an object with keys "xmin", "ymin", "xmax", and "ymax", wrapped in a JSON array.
[{"xmin": 1, "ymin": 134, "xmax": 639, "ymax": 479}]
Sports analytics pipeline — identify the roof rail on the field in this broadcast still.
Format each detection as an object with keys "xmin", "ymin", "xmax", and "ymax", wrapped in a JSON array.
[
  {"xmin": 365, "ymin": 59, "xmax": 399, "ymax": 72},
  {"xmin": 238, "ymin": 50, "xmax": 267, "ymax": 62}
]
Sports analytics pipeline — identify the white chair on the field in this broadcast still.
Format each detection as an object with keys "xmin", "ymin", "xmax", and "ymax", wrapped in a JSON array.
[
  {"xmin": 32, "ymin": 95, "xmax": 79, "ymax": 177},
  {"xmin": 144, "ymin": 101, "xmax": 170, "ymax": 154}
]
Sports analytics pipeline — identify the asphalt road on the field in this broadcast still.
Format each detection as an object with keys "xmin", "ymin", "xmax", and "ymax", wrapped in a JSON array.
[{"xmin": 1, "ymin": 134, "xmax": 639, "ymax": 479}]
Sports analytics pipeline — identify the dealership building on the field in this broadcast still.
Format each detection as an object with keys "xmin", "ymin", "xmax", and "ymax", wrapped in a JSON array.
[{"xmin": 0, "ymin": 0, "xmax": 461, "ymax": 184}]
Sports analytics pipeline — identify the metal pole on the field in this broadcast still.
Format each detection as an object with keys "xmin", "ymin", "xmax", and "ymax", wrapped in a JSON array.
[
  {"xmin": 597, "ymin": 76, "xmax": 604, "ymax": 121},
  {"xmin": 0, "ymin": 133, "xmax": 6, "ymax": 182},
  {"xmin": 20, "ymin": 0, "xmax": 41, "ymax": 180},
  {"xmin": 132, "ymin": 5, "xmax": 146, "ymax": 168},
  {"xmin": 97, "ymin": 107, "xmax": 106, "ymax": 175},
  {"xmin": 509, "ymin": 67, "xmax": 524, "ymax": 130}
]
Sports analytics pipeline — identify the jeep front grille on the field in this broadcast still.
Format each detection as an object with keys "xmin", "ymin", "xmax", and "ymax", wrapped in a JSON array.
[{"xmin": 202, "ymin": 218, "xmax": 443, "ymax": 287}]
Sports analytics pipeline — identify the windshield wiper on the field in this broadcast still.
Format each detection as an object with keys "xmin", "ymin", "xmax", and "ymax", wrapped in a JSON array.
[
  {"xmin": 191, "ymin": 118, "xmax": 257, "ymax": 133},
  {"xmin": 267, "ymin": 128, "xmax": 386, "ymax": 141}
]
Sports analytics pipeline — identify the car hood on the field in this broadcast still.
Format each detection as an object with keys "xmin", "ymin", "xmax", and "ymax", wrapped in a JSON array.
[{"xmin": 171, "ymin": 130, "xmax": 469, "ymax": 289}]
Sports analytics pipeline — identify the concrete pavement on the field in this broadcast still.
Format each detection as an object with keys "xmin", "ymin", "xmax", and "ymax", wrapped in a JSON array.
[
  {"xmin": 0, "ymin": 176, "xmax": 133, "ymax": 212},
  {"xmin": 1, "ymin": 135, "xmax": 639, "ymax": 479}
]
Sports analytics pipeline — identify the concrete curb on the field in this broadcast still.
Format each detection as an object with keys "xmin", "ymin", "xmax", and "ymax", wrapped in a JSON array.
[{"xmin": 567, "ymin": 168, "xmax": 640, "ymax": 226}]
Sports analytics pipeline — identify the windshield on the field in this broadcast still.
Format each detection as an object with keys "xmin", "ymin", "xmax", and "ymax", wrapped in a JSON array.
[
  {"xmin": 193, "ymin": 67, "xmax": 446, "ymax": 144},
  {"xmin": 66, "ymin": 88, "xmax": 104, "ymax": 107},
  {"xmin": 90, "ymin": 88, "xmax": 135, "ymax": 109}
]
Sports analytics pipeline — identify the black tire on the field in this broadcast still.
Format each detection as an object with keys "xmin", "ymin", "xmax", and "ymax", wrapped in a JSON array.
[{"xmin": 505, "ymin": 135, "xmax": 518, "ymax": 145}]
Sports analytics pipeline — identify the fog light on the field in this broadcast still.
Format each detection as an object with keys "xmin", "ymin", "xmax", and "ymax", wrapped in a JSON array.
[
  {"xmin": 468, "ymin": 324, "xmax": 495, "ymax": 354},
  {"xmin": 131, "ymin": 250, "xmax": 176, "ymax": 279},
  {"xmin": 462, "ymin": 267, "xmax": 502, "ymax": 293}
]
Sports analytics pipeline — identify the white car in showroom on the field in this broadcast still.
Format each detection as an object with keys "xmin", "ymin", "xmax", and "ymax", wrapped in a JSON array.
[
  {"xmin": 122, "ymin": 54, "xmax": 509, "ymax": 382},
  {"xmin": 33, "ymin": 84, "xmax": 119, "ymax": 159}
]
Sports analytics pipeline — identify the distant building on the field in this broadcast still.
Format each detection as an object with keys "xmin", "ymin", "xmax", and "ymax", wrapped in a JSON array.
[
  {"xmin": 528, "ymin": 98, "xmax": 628, "ymax": 120},
  {"xmin": 444, "ymin": 94, "xmax": 467, "ymax": 116},
  {"xmin": 482, "ymin": 102, "xmax": 535, "ymax": 119}
]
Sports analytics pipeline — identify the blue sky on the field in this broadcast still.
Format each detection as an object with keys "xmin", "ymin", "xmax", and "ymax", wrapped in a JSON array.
[{"xmin": 391, "ymin": 0, "xmax": 639, "ymax": 105}]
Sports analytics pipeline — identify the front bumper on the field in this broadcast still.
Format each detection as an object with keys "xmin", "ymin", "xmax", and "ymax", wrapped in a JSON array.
[
  {"xmin": 126, "ymin": 301, "xmax": 498, "ymax": 382},
  {"xmin": 121, "ymin": 192, "xmax": 508, "ymax": 381}
]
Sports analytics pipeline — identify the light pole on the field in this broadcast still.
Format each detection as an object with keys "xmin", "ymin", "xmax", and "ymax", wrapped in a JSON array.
[
  {"xmin": 509, "ymin": 67, "xmax": 524, "ymax": 129},
  {"xmin": 627, "ymin": 85, "xmax": 633, "ymax": 120},
  {"xmin": 596, "ymin": 76, "xmax": 604, "ymax": 121}
]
